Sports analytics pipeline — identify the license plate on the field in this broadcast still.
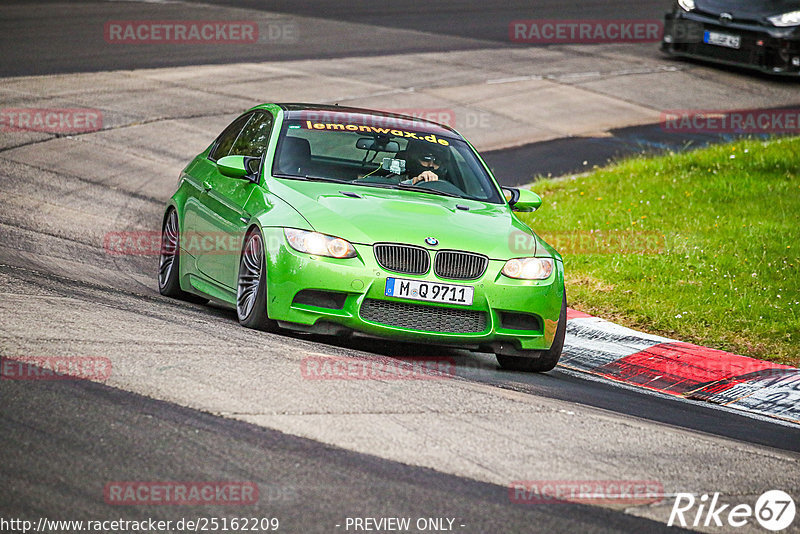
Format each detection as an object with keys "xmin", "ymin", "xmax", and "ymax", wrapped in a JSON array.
[
  {"xmin": 703, "ymin": 30, "xmax": 740, "ymax": 49},
  {"xmin": 384, "ymin": 277, "xmax": 474, "ymax": 306}
]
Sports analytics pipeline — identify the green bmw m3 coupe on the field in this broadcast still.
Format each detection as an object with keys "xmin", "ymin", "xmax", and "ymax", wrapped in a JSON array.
[{"xmin": 159, "ymin": 103, "xmax": 566, "ymax": 372}]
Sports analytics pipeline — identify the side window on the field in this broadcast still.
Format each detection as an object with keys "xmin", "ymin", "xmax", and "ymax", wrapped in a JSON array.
[
  {"xmin": 209, "ymin": 113, "xmax": 252, "ymax": 161},
  {"xmin": 229, "ymin": 111, "xmax": 274, "ymax": 159}
]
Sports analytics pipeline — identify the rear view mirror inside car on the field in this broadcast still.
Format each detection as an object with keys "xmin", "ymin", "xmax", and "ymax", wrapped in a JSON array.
[{"xmin": 356, "ymin": 137, "xmax": 400, "ymax": 152}]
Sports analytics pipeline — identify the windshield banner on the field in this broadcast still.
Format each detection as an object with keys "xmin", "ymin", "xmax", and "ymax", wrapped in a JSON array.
[{"xmin": 301, "ymin": 121, "xmax": 450, "ymax": 146}]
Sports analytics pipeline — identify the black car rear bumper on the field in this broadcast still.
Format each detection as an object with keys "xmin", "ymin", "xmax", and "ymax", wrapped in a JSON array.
[{"xmin": 662, "ymin": 11, "xmax": 800, "ymax": 76}]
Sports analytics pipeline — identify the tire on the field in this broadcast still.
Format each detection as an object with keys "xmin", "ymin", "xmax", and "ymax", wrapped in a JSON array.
[
  {"xmin": 158, "ymin": 208, "xmax": 207, "ymax": 304},
  {"xmin": 496, "ymin": 292, "xmax": 567, "ymax": 373},
  {"xmin": 236, "ymin": 229, "xmax": 279, "ymax": 332}
]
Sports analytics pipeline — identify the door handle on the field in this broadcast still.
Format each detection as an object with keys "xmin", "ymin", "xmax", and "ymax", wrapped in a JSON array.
[{"xmin": 202, "ymin": 181, "xmax": 213, "ymax": 192}]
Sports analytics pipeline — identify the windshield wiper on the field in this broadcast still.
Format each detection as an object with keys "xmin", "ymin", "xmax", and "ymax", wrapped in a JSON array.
[
  {"xmin": 302, "ymin": 175, "xmax": 353, "ymax": 184},
  {"xmin": 274, "ymin": 173, "xmax": 463, "ymax": 198},
  {"xmin": 272, "ymin": 173, "xmax": 352, "ymax": 184},
  {"xmin": 395, "ymin": 183, "xmax": 462, "ymax": 198}
]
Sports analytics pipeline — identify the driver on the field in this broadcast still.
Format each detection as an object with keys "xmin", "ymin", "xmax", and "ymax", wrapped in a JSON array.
[{"xmin": 401, "ymin": 140, "xmax": 449, "ymax": 185}]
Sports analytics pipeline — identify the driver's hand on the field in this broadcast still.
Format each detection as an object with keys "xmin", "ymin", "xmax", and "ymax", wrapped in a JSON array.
[{"xmin": 411, "ymin": 171, "xmax": 439, "ymax": 185}]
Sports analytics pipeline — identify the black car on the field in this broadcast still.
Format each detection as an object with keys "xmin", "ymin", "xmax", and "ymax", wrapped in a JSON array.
[{"xmin": 662, "ymin": 0, "xmax": 800, "ymax": 75}]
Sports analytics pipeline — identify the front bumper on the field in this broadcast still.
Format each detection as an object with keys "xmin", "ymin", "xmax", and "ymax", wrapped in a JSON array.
[
  {"xmin": 662, "ymin": 11, "xmax": 800, "ymax": 76},
  {"xmin": 261, "ymin": 228, "xmax": 565, "ymax": 353}
]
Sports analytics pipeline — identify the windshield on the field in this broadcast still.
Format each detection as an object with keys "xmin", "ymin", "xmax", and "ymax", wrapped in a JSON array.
[{"xmin": 271, "ymin": 119, "xmax": 504, "ymax": 204}]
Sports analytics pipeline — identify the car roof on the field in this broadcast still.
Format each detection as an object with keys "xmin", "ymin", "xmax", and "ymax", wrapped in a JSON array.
[{"xmin": 271, "ymin": 103, "xmax": 460, "ymax": 137}]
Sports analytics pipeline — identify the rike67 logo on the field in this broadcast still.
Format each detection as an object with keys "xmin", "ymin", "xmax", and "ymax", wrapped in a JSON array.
[{"xmin": 668, "ymin": 490, "xmax": 796, "ymax": 531}]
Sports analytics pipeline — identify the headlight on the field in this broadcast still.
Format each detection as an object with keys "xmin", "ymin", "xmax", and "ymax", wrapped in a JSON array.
[
  {"xmin": 502, "ymin": 257, "xmax": 554, "ymax": 280},
  {"xmin": 284, "ymin": 228, "xmax": 357, "ymax": 258},
  {"xmin": 768, "ymin": 10, "xmax": 800, "ymax": 27},
  {"xmin": 677, "ymin": 0, "xmax": 695, "ymax": 11}
]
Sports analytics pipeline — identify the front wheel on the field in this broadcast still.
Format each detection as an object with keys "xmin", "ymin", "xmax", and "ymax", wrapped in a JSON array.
[
  {"xmin": 236, "ymin": 229, "xmax": 278, "ymax": 332},
  {"xmin": 496, "ymin": 292, "xmax": 567, "ymax": 373}
]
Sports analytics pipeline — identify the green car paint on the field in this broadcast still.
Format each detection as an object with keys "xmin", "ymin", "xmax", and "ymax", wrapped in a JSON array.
[{"xmin": 162, "ymin": 103, "xmax": 565, "ymax": 365}]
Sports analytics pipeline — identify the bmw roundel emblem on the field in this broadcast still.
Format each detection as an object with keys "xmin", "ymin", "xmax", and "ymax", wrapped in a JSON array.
[{"xmin": 425, "ymin": 237, "xmax": 439, "ymax": 246}]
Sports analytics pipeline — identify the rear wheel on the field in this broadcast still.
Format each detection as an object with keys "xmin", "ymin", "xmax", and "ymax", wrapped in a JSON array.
[
  {"xmin": 236, "ymin": 229, "xmax": 278, "ymax": 332},
  {"xmin": 496, "ymin": 292, "xmax": 567, "ymax": 373},
  {"xmin": 158, "ymin": 209, "xmax": 207, "ymax": 304}
]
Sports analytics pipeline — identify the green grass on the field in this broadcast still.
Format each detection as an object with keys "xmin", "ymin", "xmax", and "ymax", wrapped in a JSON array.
[{"xmin": 521, "ymin": 136, "xmax": 800, "ymax": 366}]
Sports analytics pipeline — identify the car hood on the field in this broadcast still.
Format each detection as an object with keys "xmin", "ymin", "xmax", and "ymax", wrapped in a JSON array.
[
  {"xmin": 694, "ymin": 0, "xmax": 800, "ymax": 21},
  {"xmin": 269, "ymin": 179, "xmax": 545, "ymax": 260}
]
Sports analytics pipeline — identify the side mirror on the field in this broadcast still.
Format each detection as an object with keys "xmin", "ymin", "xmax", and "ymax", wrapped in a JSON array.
[
  {"xmin": 504, "ymin": 187, "xmax": 542, "ymax": 212},
  {"xmin": 217, "ymin": 155, "xmax": 261, "ymax": 182}
]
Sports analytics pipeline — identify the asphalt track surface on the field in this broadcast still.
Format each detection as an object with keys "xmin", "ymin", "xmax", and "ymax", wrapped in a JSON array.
[
  {"xmin": 3, "ymin": 0, "xmax": 796, "ymax": 182},
  {"xmin": 2, "ymin": 1, "xmax": 800, "ymax": 533},
  {"xmin": 2, "ymin": 374, "xmax": 691, "ymax": 534},
  {"xmin": 1, "ymin": 0, "xmax": 668, "ymax": 77}
]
